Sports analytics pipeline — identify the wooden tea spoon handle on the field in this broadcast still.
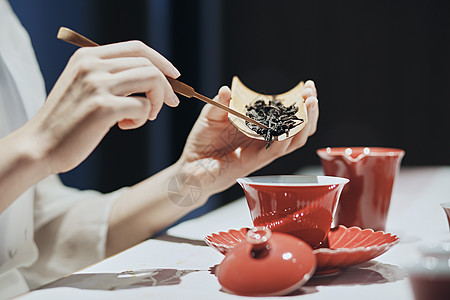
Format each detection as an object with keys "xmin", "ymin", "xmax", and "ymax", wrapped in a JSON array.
[
  {"xmin": 57, "ymin": 27, "xmax": 269, "ymax": 130},
  {"xmin": 57, "ymin": 27, "xmax": 99, "ymax": 47},
  {"xmin": 164, "ymin": 77, "xmax": 270, "ymax": 129}
]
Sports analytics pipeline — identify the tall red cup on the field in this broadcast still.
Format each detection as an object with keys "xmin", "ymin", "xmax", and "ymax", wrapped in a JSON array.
[{"xmin": 316, "ymin": 147, "xmax": 405, "ymax": 231}]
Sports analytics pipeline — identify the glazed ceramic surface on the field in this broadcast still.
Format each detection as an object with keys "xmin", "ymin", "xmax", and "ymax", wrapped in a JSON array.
[
  {"xmin": 216, "ymin": 227, "xmax": 316, "ymax": 296},
  {"xmin": 317, "ymin": 147, "xmax": 405, "ymax": 231},
  {"xmin": 313, "ymin": 225, "xmax": 399, "ymax": 274},
  {"xmin": 229, "ymin": 76, "xmax": 308, "ymax": 141},
  {"xmin": 440, "ymin": 202, "xmax": 450, "ymax": 231},
  {"xmin": 205, "ymin": 225, "xmax": 399, "ymax": 275},
  {"xmin": 236, "ymin": 175, "xmax": 349, "ymax": 248},
  {"xmin": 408, "ymin": 242, "xmax": 450, "ymax": 300}
]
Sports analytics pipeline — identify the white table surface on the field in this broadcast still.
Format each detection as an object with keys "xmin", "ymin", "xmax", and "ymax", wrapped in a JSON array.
[{"xmin": 18, "ymin": 166, "xmax": 450, "ymax": 300}]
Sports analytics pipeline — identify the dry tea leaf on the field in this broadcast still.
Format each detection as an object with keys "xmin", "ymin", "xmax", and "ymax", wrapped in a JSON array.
[
  {"xmin": 245, "ymin": 99, "xmax": 304, "ymax": 148},
  {"xmin": 229, "ymin": 76, "xmax": 308, "ymax": 146}
]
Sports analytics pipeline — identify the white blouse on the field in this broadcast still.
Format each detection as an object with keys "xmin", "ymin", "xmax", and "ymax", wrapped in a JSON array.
[{"xmin": 0, "ymin": 1, "xmax": 120, "ymax": 298}]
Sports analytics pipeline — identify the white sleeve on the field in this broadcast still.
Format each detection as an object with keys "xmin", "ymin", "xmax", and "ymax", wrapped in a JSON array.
[{"xmin": 20, "ymin": 175, "xmax": 126, "ymax": 289}]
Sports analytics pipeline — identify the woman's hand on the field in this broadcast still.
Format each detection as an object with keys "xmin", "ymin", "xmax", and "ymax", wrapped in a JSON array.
[
  {"xmin": 177, "ymin": 80, "xmax": 319, "ymax": 199},
  {"xmin": 106, "ymin": 80, "xmax": 318, "ymax": 254},
  {"xmin": 1, "ymin": 40, "xmax": 180, "ymax": 211},
  {"xmin": 27, "ymin": 41, "xmax": 180, "ymax": 174}
]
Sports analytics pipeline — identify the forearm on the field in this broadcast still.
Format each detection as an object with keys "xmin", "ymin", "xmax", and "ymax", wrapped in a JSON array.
[
  {"xmin": 0, "ymin": 126, "xmax": 51, "ymax": 213},
  {"xmin": 106, "ymin": 161, "xmax": 210, "ymax": 256}
]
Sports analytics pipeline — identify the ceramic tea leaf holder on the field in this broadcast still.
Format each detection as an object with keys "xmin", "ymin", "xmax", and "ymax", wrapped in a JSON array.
[
  {"xmin": 229, "ymin": 76, "xmax": 308, "ymax": 141},
  {"xmin": 216, "ymin": 227, "xmax": 316, "ymax": 296}
]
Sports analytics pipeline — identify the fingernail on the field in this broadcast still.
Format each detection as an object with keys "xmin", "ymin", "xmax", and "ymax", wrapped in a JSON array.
[
  {"xmin": 303, "ymin": 88, "xmax": 312, "ymax": 98},
  {"xmin": 169, "ymin": 93, "xmax": 180, "ymax": 106},
  {"xmin": 148, "ymin": 107, "xmax": 157, "ymax": 120},
  {"xmin": 171, "ymin": 67, "xmax": 181, "ymax": 78},
  {"xmin": 166, "ymin": 93, "xmax": 180, "ymax": 106}
]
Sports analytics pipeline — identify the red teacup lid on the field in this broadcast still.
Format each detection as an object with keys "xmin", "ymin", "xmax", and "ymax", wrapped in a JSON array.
[{"xmin": 216, "ymin": 227, "xmax": 316, "ymax": 296}]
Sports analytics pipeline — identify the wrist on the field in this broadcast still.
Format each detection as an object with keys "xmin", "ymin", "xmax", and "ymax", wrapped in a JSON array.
[
  {"xmin": 170, "ymin": 159, "xmax": 213, "ymax": 208},
  {"xmin": 0, "ymin": 126, "xmax": 52, "ymax": 212},
  {"xmin": 13, "ymin": 124, "xmax": 53, "ymax": 179},
  {"xmin": 173, "ymin": 157, "xmax": 221, "ymax": 205}
]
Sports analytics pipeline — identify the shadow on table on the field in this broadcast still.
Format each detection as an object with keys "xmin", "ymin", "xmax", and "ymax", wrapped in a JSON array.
[
  {"xmin": 210, "ymin": 266, "xmax": 320, "ymax": 296},
  {"xmin": 210, "ymin": 260, "xmax": 407, "ymax": 297},
  {"xmin": 154, "ymin": 233, "xmax": 207, "ymax": 247},
  {"xmin": 38, "ymin": 269, "xmax": 202, "ymax": 291},
  {"xmin": 305, "ymin": 260, "xmax": 407, "ymax": 287}
]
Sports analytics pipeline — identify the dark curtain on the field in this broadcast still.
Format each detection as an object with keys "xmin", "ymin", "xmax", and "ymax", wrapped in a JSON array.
[
  {"xmin": 222, "ymin": 0, "xmax": 450, "ymax": 171},
  {"xmin": 10, "ymin": 0, "xmax": 450, "ymax": 220}
]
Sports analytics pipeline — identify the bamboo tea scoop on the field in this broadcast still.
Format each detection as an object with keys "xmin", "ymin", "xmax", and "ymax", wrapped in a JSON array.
[{"xmin": 57, "ymin": 27, "xmax": 269, "ymax": 130}]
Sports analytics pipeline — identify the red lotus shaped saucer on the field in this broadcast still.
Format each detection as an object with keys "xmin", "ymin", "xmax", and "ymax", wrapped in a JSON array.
[{"xmin": 205, "ymin": 225, "xmax": 399, "ymax": 275}]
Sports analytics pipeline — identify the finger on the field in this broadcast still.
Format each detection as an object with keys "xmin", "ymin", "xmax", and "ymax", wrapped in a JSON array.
[
  {"xmin": 161, "ymin": 76, "xmax": 180, "ymax": 108},
  {"xmin": 146, "ymin": 89, "xmax": 164, "ymax": 121},
  {"xmin": 202, "ymin": 86, "xmax": 231, "ymax": 121},
  {"xmin": 101, "ymin": 57, "xmax": 153, "ymax": 74},
  {"xmin": 302, "ymin": 87, "xmax": 315, "ymax": 100},
  {"xmin": 305, "ymin": 96, "xmax": 319, "ymax": 136},
  {"xmin": 304, "ymin": 80, "xmax": 317, "ymax": 97},
  {"xmin": 109, "ymin": 96, "xmax": 151, "ymax": 129},
  {"xmin": 118, "ymin": 118, "xmax": 144, "ymax": 130},
  {"xmin": 109, "ymin": 65, "xmax": 178, "ymax": 118},
  {"xmin": 109, "ymin": 65, "xmax": 164, "ymax": 95},
  {"xmin": 146, "ymin": 76, "xmax": 180, "ymax": 120},
  {"xmin": 287, "ymin": 97, "xmax": 318, "ymax": 146},
  {"xmin": 90, "ymin": 41, "xmax": 180, "ymax": 78},
  {"xmin": 270, "ymin": 96, "xmax": 319, "ymax": 153}
]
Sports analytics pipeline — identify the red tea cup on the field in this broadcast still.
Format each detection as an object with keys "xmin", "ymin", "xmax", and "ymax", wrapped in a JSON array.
[
  {"xmin": 317, "ymin": 147, "xmax": 405, "ymax": 231},
  {"xmin": 236, "ymin": 175, "xmax": 349, "ymax": 248}
]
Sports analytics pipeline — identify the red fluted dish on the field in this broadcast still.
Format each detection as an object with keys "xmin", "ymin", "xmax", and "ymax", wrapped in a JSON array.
[{"xmin": 205, "ymin": 225, "xmax": 399, "ymax": 275}]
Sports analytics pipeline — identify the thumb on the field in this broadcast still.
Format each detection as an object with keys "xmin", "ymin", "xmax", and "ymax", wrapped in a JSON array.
[{"xmin": 202, "ymin": 86, "xmax": 231, "ymax": 121}]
